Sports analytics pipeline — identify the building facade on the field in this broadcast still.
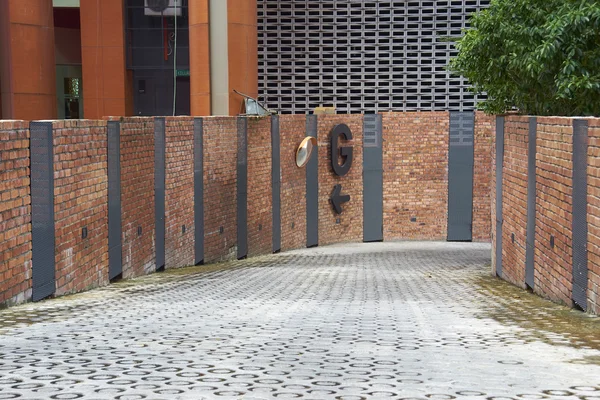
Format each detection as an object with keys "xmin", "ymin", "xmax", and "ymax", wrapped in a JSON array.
[
  {"xmin": 0, "ymin": 0, "xmax": 487, "ymax": 121},
  {"xmin": 258, "ymin": 0, "xmax": 490, "ymax": 114}
]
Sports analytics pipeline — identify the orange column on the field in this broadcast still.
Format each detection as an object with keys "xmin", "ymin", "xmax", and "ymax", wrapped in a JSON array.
[
  {"xmin": 0, "ymin": 0, "xmax": 56, "ymax": 120},
  {"xmin": 227, "ymin": 0, "xmax": 258, "ymax": 115},
  {"xmin": 80, "ymin": 0, "xmax": 130, "ymax": 119},
  {"xmin": 189, "ymin": 0, "xmax": 211, "ymax": 116}
]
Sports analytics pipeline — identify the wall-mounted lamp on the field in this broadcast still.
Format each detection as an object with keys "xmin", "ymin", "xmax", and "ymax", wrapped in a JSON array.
[{"xmin": 296, "ymin": 137, "xmax": 317, "ymax": 168}]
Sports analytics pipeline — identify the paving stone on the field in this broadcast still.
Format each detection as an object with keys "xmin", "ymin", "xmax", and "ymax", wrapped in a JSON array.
[{"xmin": 0, "ymin": 242, "xmax": 599, "ymax": 399}]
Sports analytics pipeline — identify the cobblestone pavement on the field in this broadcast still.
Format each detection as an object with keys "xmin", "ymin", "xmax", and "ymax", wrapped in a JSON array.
[{"xmin": 0, "ymin": 242, "xmax": 599, "ymax": 400}]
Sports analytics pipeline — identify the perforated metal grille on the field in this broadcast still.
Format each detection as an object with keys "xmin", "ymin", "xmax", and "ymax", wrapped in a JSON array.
[
  {"xmin": 258, "ymin": 0, "xmax": 490, "ymax": 114},
  {"xmin": 363, "ymin": 114, "xmax": 380, "ymax": 148},
  {"xmin": 449, "ymin": 111, "xmax": 475, "ymax": 146}
]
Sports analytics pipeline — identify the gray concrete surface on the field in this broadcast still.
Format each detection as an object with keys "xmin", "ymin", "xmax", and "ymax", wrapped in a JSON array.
[{"xmin": 0, "ymin": 241, "xmax": 599, "ymax": 399}]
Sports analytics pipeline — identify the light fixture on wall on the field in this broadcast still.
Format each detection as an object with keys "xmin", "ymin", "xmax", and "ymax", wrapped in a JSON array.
[
  {"xmin": 296, "ymin": 137, "xmax": 317, "ymax": 168},
  {"xmin": 144, "ymin": 0, "xmax": 182, "ymax": 16}
]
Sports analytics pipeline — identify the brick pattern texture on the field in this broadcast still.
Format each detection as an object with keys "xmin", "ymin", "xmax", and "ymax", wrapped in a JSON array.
[
  {"xmin": 203, "ymin": 117, "xmax": 238, "ymax": 263},
  {"xmin": 0, "ymin": 112, "xmax": 499, "ymax": 309},
  {"xmin": 587, "ymin": 119, "xmax": 600, "ymax": 314},
  {"xmin": 279, "ymin": 115, "xmax": 307, "ymax": 252},
  {"xmin": 500, "ymin": 116, "xmax": 529, "ymax": 288},
  {"xmin": 247, "ymin": 117, "xmax": 273, "ymax": 257},
  {"xmin": 120, "ymin": 118, "xmax": 155, "ymax": 278},
  {"xmin": 53, "ymin": 120, "xmax": 109, "ymax": 296},
  {"xmin": 0, "ymin": 121, "xmax": 31, "ymax": 306},
  {"xmin": 473, "ymin": 112, "xmax": 494, "ymax": 241},
  {"xmin": 492, "ymin": 116, "xmax": 600, "ymax": 314},
  {"xmin": 5, "ymin": 113, "xmax": 600, "ymax": 315},
  {"xmin": 165, "ymin": 117, "xmax": 195, "ymax": 268},
  {"xmin": 317, "ymin": 115, "xmax": 364, "ymax": 244},
  {"xmin": 534, "ymin": 118, "xmax": 574, "ymax": 304},
  {"xmin": 382, "ymin": 112, "xmax": 450, "ymax": 240}
]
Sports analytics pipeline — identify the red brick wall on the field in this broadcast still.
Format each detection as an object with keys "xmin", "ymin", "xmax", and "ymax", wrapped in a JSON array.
[
  {"xmin": 203, "ymin": 117, "xmax": 238, "ymax": 263},
  {"xmin": 53, "ymin": 120, "xmax": 109, "ymax": 296},
  {"xmin": 534, "ymin": 118, "xmax": 574, "ymax": 304},
  {"xmin": 165, "ymin": 117, "xmax": 195, "ymax": 268},
  {"xmin": 279, "ymin": 115, "xmax": 307, "ymax": 252},
  {"xmin": 587, "ymin": 119, "xmax": 600, "ymax": 314},
  {"xmin": 317, "ymin": 115, "xmax": 364, "ymax": 244},
  {"xmin": 0, "ymin": 112, "xmax": 499, "ymax": 309},
  {"xmin": 473, "ymin": 112, "xmax": 494, "ymax": 241},
  {"xmin": 247, "ymin": 117, "xmax": 273, "ymax": 257},
  {"xmin": 494, "ymin": 116, "xmax": 600, "ymax": 314},
  {"xmin": 0, "ymin": 121, "xmax": 31, "ymax": 305},
  {"xmin": 120, "ymin": 117, "xmax": 155, "ymax": 278},
  {"xmin": 382, "ymin": 112, "xmax": 449, "ymax": 240},
  {"xmin": 500, "ymin": 116, "xmax": 529, "ymax": 288}
]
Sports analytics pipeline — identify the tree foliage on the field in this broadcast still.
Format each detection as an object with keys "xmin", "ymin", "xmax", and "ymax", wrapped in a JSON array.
[{"xmin": 448, "ymin": 0, "xmax": 600, "ymax": 116}]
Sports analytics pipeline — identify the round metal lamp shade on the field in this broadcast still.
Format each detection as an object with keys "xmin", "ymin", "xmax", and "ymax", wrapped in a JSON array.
[
  {"xmin": 147, "ymin": 0, "xmax": 170, "ymax": 12},
  {"xmin": 296, "ymin": 137, "xmax": 317, "ymax": 168}
]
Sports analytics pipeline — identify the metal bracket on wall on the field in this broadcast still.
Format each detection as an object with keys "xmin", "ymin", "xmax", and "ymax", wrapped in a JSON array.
[{"xmin": 234, "ymin": 90, "xmax": 277, "ymax": 116}]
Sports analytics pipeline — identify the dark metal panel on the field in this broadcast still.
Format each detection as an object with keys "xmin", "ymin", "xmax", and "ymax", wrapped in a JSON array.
[
  {"xmin": 363, "ymin": 114, "xmax": 383, "ymax": 242},
  {"xmin": 525, "ymin": 117, "xmax": 537, "ymax": 288},
  {"xmin": 194, "ymin": 118, "xmax": 204, "ymax": 265},
  {"xmin": 448, "ymin": 111, "xmax": 475, "ymax": 241},
  {"xmin": 237, "ymin": 117, "xmax": 248, "ymax": 259},
  {"xmin": 154, "ymin": 117, "xmax": 166, "ymax": 270},
  {"xmin": 572, "ymin": 119, "xmax": 589, "ymax": 310},
  {"xmin": 495, "ymin": 117, "xmax": 505, "ymax": 277},
  {"xmin": 30, "ymin": 121, "xmax": 56, "ymax": 301},
  {"xmin": 306, "ymin": 114, "xmax": 319, "ymax": 248},
  {"xmin": 271, "ymin": 116, "xmax": 281, "ymax": 253},
  {"xmin": 107, "ymin": 121, "xmax": 123, "ymax": 280}
]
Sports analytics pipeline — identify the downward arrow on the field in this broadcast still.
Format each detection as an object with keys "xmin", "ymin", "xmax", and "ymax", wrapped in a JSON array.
[{"xmin": 330, "ymin": 184, "xmax": 350, "ymax": 215}]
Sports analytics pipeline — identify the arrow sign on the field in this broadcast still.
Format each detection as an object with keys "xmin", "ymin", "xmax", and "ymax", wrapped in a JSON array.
[{"xmin": 330, "ymin": 184, "xmax": 350, "ymax": 215}]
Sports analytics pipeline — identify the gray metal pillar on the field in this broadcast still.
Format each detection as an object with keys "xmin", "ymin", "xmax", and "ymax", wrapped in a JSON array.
[
  {"xmin": 495, "ymin": 117, "xmax": 505, "ymax": 277},
  {"xmin": 572, "ymin": 119, "xmax": 589, "ymax": 310},
  {"xmin": 30, "ymin": 121, "xmax": 56, "ymax": 301},
  {"xmin": 194, "ymin": 118, "xmax": 204, "ymax": 265},
  {"xmin": 154, "ymin": 117, "xmax": 166, "ymax": 271},
  {"xmin": 306, "ymin": 114, "xmax": 319, "ymax": 248},
  {"xmin": 237, "ymin": 117, "xmax": 248, "ymax": 259},
  {"xmin": 448, "ymin": 111, "xmax": 475, "ymax": 241},
  {"xmin": 525, "ymin": 117, "xmax": 537, "ymax": 289},
  {"xmin": 363, "ymin": 114, "xmax": 384, "ymax": 242},
  {"xmin": 108, "ymin": 121, "xmax": 122, "ymax": 280},
  {"xmin": 272, "ymin": 115, "xmax": 281, "ymax": 253}
]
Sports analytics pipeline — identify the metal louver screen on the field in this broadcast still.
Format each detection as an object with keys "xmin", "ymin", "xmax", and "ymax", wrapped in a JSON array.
[
  {"xmin": 363, "ymin": 115, "xmax": 379, "ymax": 148},
  {"xmin": 449, "ymin": 110, "xmax": 475, "ymax": 146},
  {"xmin": 257, "ymin": 0, "xmax": 490, "ymax": 114}
]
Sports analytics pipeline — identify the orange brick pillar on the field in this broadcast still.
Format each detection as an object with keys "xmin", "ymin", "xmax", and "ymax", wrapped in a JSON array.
[
  {"xmin": 189, "ymin": 0, "xmax": 211, "ymax": 116},
  {"xmin": 80, "ymin": 0, "xmax": 130, "ymax": 119},
  {"xmin": 227, "ymin": 0, "xmax": 258, "ymax": 116},
  {"xmin": 0, "ymin": 0, "xmax": 57, "ymax": 120}
]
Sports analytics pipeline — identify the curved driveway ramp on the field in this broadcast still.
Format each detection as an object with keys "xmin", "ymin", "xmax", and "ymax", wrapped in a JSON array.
[{"xmin": 0, "ymin": 242, "xmax": 599, "ymax": 399}]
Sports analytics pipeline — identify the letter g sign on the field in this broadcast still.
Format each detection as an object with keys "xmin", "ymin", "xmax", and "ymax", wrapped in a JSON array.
[{"xmin": 330, "ymin": 124, "xmax": 353, "ymax": 177}]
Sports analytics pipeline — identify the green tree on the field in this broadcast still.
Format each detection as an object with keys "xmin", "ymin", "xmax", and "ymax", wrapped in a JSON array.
[{"xmin": 448, "ymin": 0, "xmax": 600, "ymax": 116}]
